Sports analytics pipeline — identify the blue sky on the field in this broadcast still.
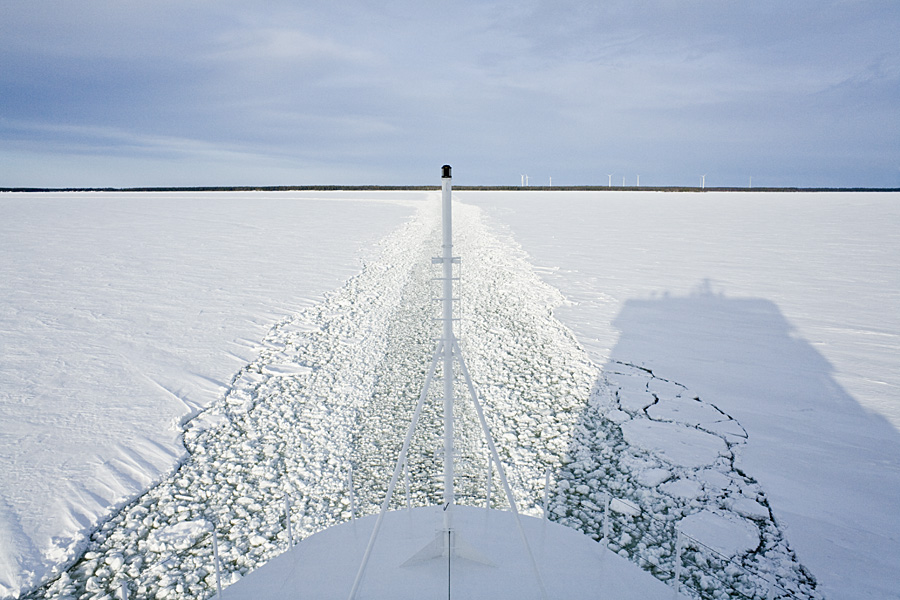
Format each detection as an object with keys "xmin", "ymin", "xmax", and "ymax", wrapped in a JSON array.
[{"xmin": 2, "ymin": 0, "xmax": 898, "ymax": 187}]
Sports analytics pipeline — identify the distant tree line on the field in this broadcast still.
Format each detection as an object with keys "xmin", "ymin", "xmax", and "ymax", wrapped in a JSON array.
[{"xmin": 2, "ymin": 185, "xmax": 898, "ymax": 193}]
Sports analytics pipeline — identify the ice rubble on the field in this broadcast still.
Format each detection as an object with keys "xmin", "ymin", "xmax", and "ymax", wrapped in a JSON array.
[
  {"xmin": 25, "ymin": 198, "xmax": 820, "ymax": 600},
  {"xmin": 550, "ymin": 360, "xmax": 820, "ymax": 599},
  {"xmin": 0, "ymin": 192, "xmax": 416, "ymax": 599}
]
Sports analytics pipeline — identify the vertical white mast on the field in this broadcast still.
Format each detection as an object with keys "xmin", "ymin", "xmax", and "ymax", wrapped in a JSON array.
[
  {"xmin": 440, "ymin": 165, "xmax": 454, "ymax": 509},
  {"xmin": 349, "ymin": 166, "xmax": 547, "ymax": 599}
]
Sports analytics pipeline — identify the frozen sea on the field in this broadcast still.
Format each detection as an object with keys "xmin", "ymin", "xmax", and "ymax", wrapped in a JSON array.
[
  {"xmin": 0, "ymin": 191, "xmax": 417, "ymax": 597},
  {"xmin": 463, "ymin": 190, "xmax": 900, "ymax": 600},
  {"xmin": 1, "ymin": 189, "xmax": 898, "ymax": 600}
]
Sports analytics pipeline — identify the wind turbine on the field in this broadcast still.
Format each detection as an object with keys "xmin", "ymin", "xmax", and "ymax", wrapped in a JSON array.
[
  {"xmin": 636, "ymin": 174, "xmax": 640, "ymax": 187},
  {"xmin": 525, "ymin": 174, "xmax": 529, "ymax": 187},
  {"xmin": 701, "ymin": 174, "xmax": 706, "ymax": 189},
  {"xmin": 607, "ymin": 174, "xmax": 613, "ymax": 188},
  {"xmin": 549, "ymin": 176, "xmax": 552, "ymax": 188},
  {"xmin": 520, "ymin": 174, "xmax": 524, "ymax": 187}
]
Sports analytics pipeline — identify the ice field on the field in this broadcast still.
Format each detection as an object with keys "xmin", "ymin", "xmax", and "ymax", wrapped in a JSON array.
[
  {"xmin": 1, "ymin": 190, "xmax": 899, "ymax": 599},
  {"xmin": 0, "ymin": 192, "xmax": 416, "ymax": 598},
  {"xmin": 464, "ymin": 191, "xmax": 900, "ymax": 600}
]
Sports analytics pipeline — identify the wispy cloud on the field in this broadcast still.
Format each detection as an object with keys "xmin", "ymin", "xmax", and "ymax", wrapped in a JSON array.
[
  {"xmin": 1, "ymin": 0, "xmax": 898, "ymax": 187},
  {"xmin": 205, "ymin": 28, "xmax": 376, "ymax": 65}
]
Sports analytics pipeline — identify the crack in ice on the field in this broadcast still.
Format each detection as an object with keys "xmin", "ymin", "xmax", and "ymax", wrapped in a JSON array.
[{"xmin": 26, "ymin": 198, "xmax": 821, "ymax": 600}]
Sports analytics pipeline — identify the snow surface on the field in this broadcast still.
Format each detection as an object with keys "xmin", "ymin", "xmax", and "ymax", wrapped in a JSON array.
[
  {"xmin": 0, "ymin": 191, "xmax": 417, "ymax": 597},
  {"xmin": 3, "ymin": 189, "xmax": 898, "ymax": 600},
  {"xmin": 679, "ymin": 510, "xmax": 760, "ymax": 558},
  {"xmin": 620, "ymin": 419, "xmax": 728, "ymax": 469},
  {"xmin": 464, "ymin": 190, "xmax": 900, "ymax": 600}
]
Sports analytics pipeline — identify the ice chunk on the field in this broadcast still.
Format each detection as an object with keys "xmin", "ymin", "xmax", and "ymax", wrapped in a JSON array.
[
  {"xmin": 610, "ymin": 498, "xmax": 641, "ymax": 516},
  {"xmin": 696, "ymin": 469, "xmax": 732, "ymax": 491},
  {"xmin": 636, "ymin": 468, "xmax": 671, "ymax": 488},
  {"xmin": 678, "ymin": 511, "xmax": 759, "ymax": 557},
  {"xmin": 730, "ymin": 497, "xmax": 769, "ymax": 521},
  {"xmin": 661, "ymin": 478, "xmax": 703, "ymax": 500},
  {"xmin": 606, "ymin": 409, "xmax": 631, "ymax": 424},
  {"xmin": 646, "ymin": 396, "xmax": 723, "ymax": 426},
  {"xmin": 151, "ymin": 520, "xmax": 212, "ymax": 551},
  {"xmin": 620, "ymin": 420, "xmax": 727, "ymax": 468},
  {"xmin": 618, "ymin": 389, "xmax": 654, "ymax": 413}
]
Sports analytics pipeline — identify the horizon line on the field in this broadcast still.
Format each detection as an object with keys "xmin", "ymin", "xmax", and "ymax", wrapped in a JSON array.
[{"xmin": 3, "ymin": 185, "xmax": 900, "ymax": 193}]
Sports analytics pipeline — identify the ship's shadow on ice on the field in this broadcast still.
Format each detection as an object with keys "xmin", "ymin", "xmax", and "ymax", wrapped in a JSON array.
[
  {"xmin": 608, "ymin": 283, "xmax": 900, "ymax": 534},
  {"xmin": 555, "ymin": 283, "xmax": 900, "ymax": 600}
]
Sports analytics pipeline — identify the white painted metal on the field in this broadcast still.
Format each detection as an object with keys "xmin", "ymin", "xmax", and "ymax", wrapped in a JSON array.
[
  {"xmin": 284, "ymin": 496, "xmax": 293, "ymax": 548},
  {"xmin": 404, "ymin": 460, "xmax": 411, "ymax": 510},
  {"xmin": 485, "ymin": 452, "xmax": 492, "ymax": 510},
  {"xmin": 349, "ymin": 167, "xmax": 545, "ymax": 600},
  {"xmin": 441, "ymin": 169, "xmax": 454, "ymax": 511},
  {"xmin": 673, "ymin": 529, "xmax": 684, "ymax": 594},
  {"xmin": 602, "ymin": 493, "xmax": 611, "ymax": 544},
  {"xmin": 542, "ymin": 469, "xmax": 551, "ymax": 520},
  {"xmin": 212, "ymin": 528, "xmax": 223, "ymax": 598},
  {"xmin": 348, "ymin": 468, "xmax": 356, "ymax": 521}
]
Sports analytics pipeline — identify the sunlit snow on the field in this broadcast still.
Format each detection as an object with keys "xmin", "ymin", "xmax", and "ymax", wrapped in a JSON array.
[
  {"xmin": 0, "ymin": 191, "xmax": 416, "ymax": 597},
  {"xmin": 1, "ymin": 189, "xmax": 898, "ymax": 600}
]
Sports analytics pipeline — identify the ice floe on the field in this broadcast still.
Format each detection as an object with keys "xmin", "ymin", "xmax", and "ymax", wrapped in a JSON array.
[{"xmin": 22, "ymin": 197, "xmax": 822, "ymax": 600}]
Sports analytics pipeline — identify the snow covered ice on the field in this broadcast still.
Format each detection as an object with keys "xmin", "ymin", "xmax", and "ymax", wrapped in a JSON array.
[
  {"xmin": 2, "ymin": 189, "xmax": 899, "ymax": 600},
  {"xmin": 0, "ymin": 191, "xmax": 415, "ymax": 598},
  {"xmin": 465, "ymin": 190, "xmax": 900, "ymax": 600}
]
